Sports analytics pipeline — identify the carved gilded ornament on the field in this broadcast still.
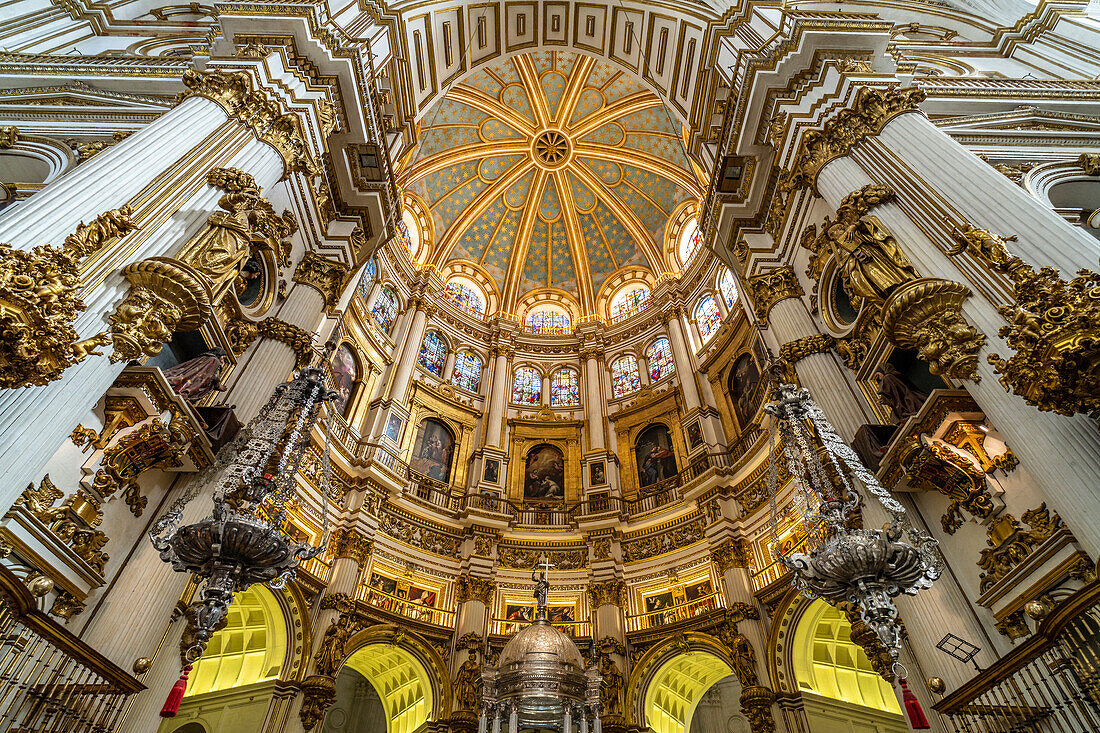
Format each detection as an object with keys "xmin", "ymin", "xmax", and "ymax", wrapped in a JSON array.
[
  {"xmin": 109, "ymin": 259, "xmax": 213, "ymax": 362},
  {"xmin": 621, "ymin": 519, "xmax": 704, "ymax": 562},
  {"xmin": 746, "ymin": 266, "xmax": 803, "ymax": 324},
  {"xmin": 181, "ymin": 69, "xmax": 319, "ymax": 178},
  {"xmin": 256, "ymin": 317, "xmax": 315, "ymax": 369},
  {"xmin": 299, "ymin": 675, "xmax": 338, "ymax": 731},
  {"xmin": 224, "ymin": 317, "xmax": 259, "ymax": 356},
  {"xmin": 455, "ymin": 574, "xmax": 494, "ymax": 606},
  {"xmin": 91, "ymin": 414, "xmax": 193, "ymax": 517},
  {"xmin": 882, "ymin": 279, "xmax": 987, "ymax": 382},
  {"xmin": 978, "ymin": 504, "xmax": 1065, "ymax": 594},
  {"xmin": 995, "ymin": 609, "xmax": 1030, "ymax": 641},
  {"xmin": 293, "ymin": 252, "xmax": 349, "ymax": 310},
  {"xmin": 0, "ymin": 125, "xmax": 18, "ymax": 148},
  {"xmin": 9, "ymin": 477, "xmax": 109, "ymax": 573},
  {"xmin": 711, "ymin": 538, "xmax": 753, "ymax": 573},
  {"xmin": 989, "ymin": 260, "xmax": 1100, "ymax": 417},
  {"xmin": 1080, "ymin": 153, "xmax": 1100, "ymax": 176},
  {"xmin": 0, "ymin": 206, "xmax": 138, "ymax": 388},
  {"xmin": 593, "ymin": 537, "xmax": 612, "ymax": 559},
  {"xmin": 776, "ymin": 334, "xmax": 836, "ymax": 382},
  {"xmin": 498, "ymin": 546, "xmax": 586, "ymax": 570},
  {"xmin": 586, "ymin": 579, "xmax": 626, "ymax": 608},
  {"xmin": 49, "ymin": 590, "xmax": 86, "ymax": 621},
  {"xmin": 894, "ymin": 437, "xmax": 992, "ymax": 535},
  {"xmin": 378, "ymin": 511, "xmax": 462, "ymax": 558},
  {"xmin": 328, "ymin": 528, "xmax": 372, "ymax": 566},
  {"xmin": 793, "ymin": 86, "xmax": 927, "ymax": 191}
]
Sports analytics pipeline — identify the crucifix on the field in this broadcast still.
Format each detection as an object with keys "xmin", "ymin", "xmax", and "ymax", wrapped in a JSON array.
[{"xmin": 532, "ymin": 554, "xmax": 555, "ymax": 619}]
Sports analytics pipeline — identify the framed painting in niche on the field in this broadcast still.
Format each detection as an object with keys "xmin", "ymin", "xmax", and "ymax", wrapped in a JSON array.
[
  {"xmin": 523, "ymin": 443, "xmax": 565, "ymax": 501},
  {"xmin": 644, "ymin": 591, "xmax": 674, "ymax": 628},
  {"xmin": 684, "ymin": 420, "xmax": 703, "ymax": 451},
  {"xmin": 483, "ymin": 458, "xmax": 500, "ymax": 484},
  {"xmin": 589, "ymin": 461, "xmax": 605, "ymax": 486},
  {"xmin": 384, "ymin": 414, "xmax": 403, "ymax": 443},
  {"xmin": 410, "ymin": 418, "xmax": 455, "ymax": 483},
  {"xmin": 330, "ymin": 344, "xmax": 358, "ymax": 414},
  {"xmin": 635, "ymin": 424, "xmax": 677, "ymax": 488},
  {"xmin": 729, "ymin": 353, "xmax": 763, "ymax": 427}
]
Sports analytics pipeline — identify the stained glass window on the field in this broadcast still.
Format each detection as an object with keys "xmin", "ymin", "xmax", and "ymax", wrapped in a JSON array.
[
  {"xmin": 646, "ymin": 338, "xmax": 675, "ymax": 382},
  {"xmin": 611, "ymin": 355, "xmax": 641, "ymax": 398},
  {"xmin": 526, "ymin": 308, "xmax": 571, "ymax": 335},
  {"xmin": 418, "ymin": 330, "xmax": 447, "ymax": 377},
  {"xmin": 512, "ymin": 366, "xmax": 541, "ymax": 405},
  {"xmin": 452, "ymin": 351, "xmax": 483, "ymax": 393},
  {"xmin": 371, "ymin": 286, "xmax": 399, "ymax": 334},
  {"xmin": 399, "ymin": 210, "xmax": 420, "ymax": 260},
  {"xmin": 356, "ymin": 259, "xmax": 377, "ymax": 301},
  {"xmin": 696, "ymin": 295, "xmax": 722, "ymax": 344},
  {"xmin": 719, "ymin": 269, "xmax": 738, "ymax": 310},
  {"xmin": 445, "ymin": 279, "xmax": 486, "ymax": 316},
  {"xmin": 678, "ymin": 218, "xmax": 702, "ymax": 264},
  {"xmin": 550, "ymin": 368, "xmax": 580, "ymax": 407},
  {"xmin": 610, "ymin": 287, "xmax": 650, "ymax": 323}
]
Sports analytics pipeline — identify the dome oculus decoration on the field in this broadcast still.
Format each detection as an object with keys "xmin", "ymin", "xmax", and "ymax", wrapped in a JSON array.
[{"xmin": 400, "ymin": 51, "xmax": 702, "ymax": 318}]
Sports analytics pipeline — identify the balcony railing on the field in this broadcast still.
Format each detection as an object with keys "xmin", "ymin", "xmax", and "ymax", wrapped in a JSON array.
[
  {"xmin": 626, "ymin": 592, "xmax": 728, "ymax": 633},
  {"xmin": 0, "ymin": 567, "xmax": 143, "ymax": 732},
  {"xmin": 489, "ymin": 616, "xmax": 591, "ymax": 638},
  {"xmin": 355, "ymin": 586, "xmax": 455, "ymax": 628},
  {"xmin": 935, "ymin": 582, "xmax": 1100, "ymax": 733}
]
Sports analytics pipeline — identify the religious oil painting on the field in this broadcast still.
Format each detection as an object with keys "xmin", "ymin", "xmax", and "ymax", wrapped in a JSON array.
[
  {"xmin": 635, "ymin": 424, "xmax": 677, "ymax": 488},
  {"xmin": 685, "ymin": 579, "xmax": 715, "ymax": 614},
  {"xmin": 685, "ymin": 420, "xmax": 703, "ymax": 450},
  {"xmin": 590, "ymin": 461, "xmax": 606, "ymax": 486},
  {"xmin": 483, "ymin": 458, "xmax": 500, "ymax": 484},
  {"xmin": 549, "ymin": 605, "xmax": 577, "ymax": 635},
  {"xmin": 523, "ymin": 443, "xmax": 565, "ymax": 501},
  {"xmin": 330, "ymin": 344, "xmax": 358, "ymax": 414},
  {"xmin": 384, "ymin": 413, "xmax": 403, "ymax": 443},
  {"xmin": 503, "ymin": 603, "xmax": 533, "ymax": 633},
  {"xmin": 644, "ymin": 591, "xmax": 675, "ymax": 628},
  {"xmin": 410, "ymin": 418, "xmax": 455, "ymax": 483},
  {"xmin": 729, "ymin": 353, "xmax": 763, "ymax": 426}
]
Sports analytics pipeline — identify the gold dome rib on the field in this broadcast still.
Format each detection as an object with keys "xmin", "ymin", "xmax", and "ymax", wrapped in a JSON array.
[
  {"xmin": 567, "ymin": 93, "xmax": 663, "ymax": 139},
  {"xmin": 500, "ymin": 168, "xmax": 549, "ymax": 311},
  {"xmin": 555, "ymin": 53, "xmax": 596, "ymax": 128},
  {"xmin": 553, "ymin": 170, "xmax": 595, "ymax": 313},
  {"xmin": 514, "ymin": 54, "xmax": 551, "ymax": 130},
  {"xmin": 571, "ymin": 143, "xmax": 701, "ymax": 196},
  {"xmin": 398, "ymin": 141, "xmax": 531, "ymax": 185},
  {"xmin": 569, "ymin": 160, "xmax": 664, "ymax": 268},
  {"xmin": 446, "ymin": 86, "xmax": 538, "ymax": 137},
  {"xmin": 427, "ymin": 158, "xmax": 537, "ymax": 268}
]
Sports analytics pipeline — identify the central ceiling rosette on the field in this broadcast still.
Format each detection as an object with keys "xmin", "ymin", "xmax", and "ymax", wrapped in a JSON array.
[{"xmin": 398, "ymin": 51, "xmax": 704, "ymax": 317}]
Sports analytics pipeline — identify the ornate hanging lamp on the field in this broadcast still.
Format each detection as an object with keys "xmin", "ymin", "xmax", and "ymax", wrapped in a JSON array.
[
  {"xmin": 764, "ymin": 380, "xmax": 941, "ymax": 668},
  {"xmin": 151, "ymin": 341, "xmax": 337, "ymax": 712}
]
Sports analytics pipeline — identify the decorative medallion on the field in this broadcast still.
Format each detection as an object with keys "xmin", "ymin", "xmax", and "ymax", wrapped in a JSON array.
[{"xmin": 532, "ymin": 130, "xmax": 570, "ymax": 169}]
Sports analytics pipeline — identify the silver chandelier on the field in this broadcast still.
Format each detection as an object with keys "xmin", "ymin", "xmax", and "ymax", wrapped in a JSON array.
[
  {"xmin": 765, "ymin": 381, "xmax": 941, "ymax": 664},
  {"xmin": 151, "ymin": 343, "xmax": 336, "ymax": 664}
]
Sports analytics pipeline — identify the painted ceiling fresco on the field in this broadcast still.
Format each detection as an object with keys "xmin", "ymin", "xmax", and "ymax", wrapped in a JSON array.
[{"xmin": 398, "ymin": 51, "xmax": 703, "ymax": 315}]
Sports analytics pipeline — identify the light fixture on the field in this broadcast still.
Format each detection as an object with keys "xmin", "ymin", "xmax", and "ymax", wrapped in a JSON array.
[{"xmin": 765, "ymin": 381, "xmax": 942, "ymax": 668}]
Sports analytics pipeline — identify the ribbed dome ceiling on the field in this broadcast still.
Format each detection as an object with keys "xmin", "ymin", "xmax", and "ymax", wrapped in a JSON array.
[{"xmin": 398, "ymin": 50, "xmax": 704, "ymax": 316}]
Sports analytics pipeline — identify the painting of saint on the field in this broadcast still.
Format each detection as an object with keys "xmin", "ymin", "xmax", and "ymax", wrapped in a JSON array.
[
  {"xmin": 523, "ymin": 444, "xmax": 565, "ymax": 501},
  {"xmin": 729, "ymin": 353, "xmax": 763, "ymax": 427},
  {"xmin": 384, "ymin": 414, "xmax": 403, "ymax": 443},
  {"xmin": 410, "ymin": 418, "xmax": 455, "ymax": 483},
  {"xmin": 645, "ymin": 592, "xmax": 674, "ymax": 628},
  {"xmin": 685, "ymin": 421, "xmax": 703, "ymax": 450},
  {"xmin": 635, "ymin": 424, "xmax": 678, "ymax": 488},
  {"xmin": 685, "ymin": 580, "xmax": 715, "ymax": 614},
  {"xmin": 590, "ymin": 461, "xmax": 605, "ymax": 486},
  {"xmin": 484, "ymin": 459, "xmax": 500, "ymax": 484},
  {"xmin": 550, "ymin": 605, "xmax": 576, "ymax": 635},
  {"xmin": 330, "ymin": 345, "xmax": 359, "ymax": 414},
  {"xmin": 504, "ymin": 604, "xmax": 533, "ymax": 633}
]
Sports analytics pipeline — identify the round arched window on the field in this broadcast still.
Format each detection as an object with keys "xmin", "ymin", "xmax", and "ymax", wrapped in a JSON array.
[
  {"xmin": 695, "ymin": 295, "xmax": 722, "ymax": 344},
  {"xmin": 610, "ymin": 355, "xmax": 641, "ymax": 398},
  {"xmin": 452, "ymin": 351, "xmax": 483, "ymax": 393},
  {"xmin": 678, "ymin": 218, "xmax": 702, "ymax": 265},
  {"xmin": 371, "ymin": 287, "xmax": 399, "ymax": 334},
  {"xmin": 718, "ymin": 269, "xmax": 738, "ymax": 310},
  {"xmin": 525, "ymin": 306, "xmax": 570, "ymax": 334},
  {"xmin": 418, "ymin": 330, "xmax": 447, "ymax": 376},
  {"xmin": 444, "ymin": 277, "xmax": 486, "ymax": 316},
  {"xmin": 646, "ymin": 338, "xmax": 675, "ymax": 382},
  {"xmin": 550, "ymin": 368, "xmax": 580, "ymax": 407},
  {"xmin": 399, "ymin": 209, "xmax": 422, "ymax": 261},
  {"xmin": 609, "ymin": 286, "xmax": 651, "ymax": 323},
  {"xmin": 512, "ymin": 366, "xmax": 542, "ymax": 405}
]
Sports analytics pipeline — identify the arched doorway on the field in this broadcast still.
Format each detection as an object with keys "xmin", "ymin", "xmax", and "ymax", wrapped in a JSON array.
[
  {"xmin": 689, "ymin": 675, "xmax": 749, "ymax": 733},
  {"xmin": 327, "ymin": 644, "xmax": 435, "ymax": 733},
  {"xmin": 643, "ymin": 651, "xmax": 733, "ymax": 733}
]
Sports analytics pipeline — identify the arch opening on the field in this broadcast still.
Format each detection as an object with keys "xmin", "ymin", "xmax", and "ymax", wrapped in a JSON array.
[
  {"xmin": 332, "ymin": 644, "xmax": 434, "ymax": 733},
  {"xmin": 643, "ymin": 651, "xmax": 733, "ymax": 733}
]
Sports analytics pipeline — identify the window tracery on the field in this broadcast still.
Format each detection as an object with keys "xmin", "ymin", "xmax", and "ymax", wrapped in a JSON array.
[
  {"xmin": 611, "ymin": 355, "xmax": 641, "ymax": 398},
  {"xmin": 610, "ymin": 287, "xmax": 651, "ymax": 323},
  {"xmin": 512, "ymin": 366, "xmax": 542, "ymax": 405},
  {"xmin": 526, "ymin": 307, "xmax": 571, "ymax": 335},
  {"xmin": 418, "ymin": 330, "xmax": 447, "ymax": 377},
  {"xmin": 550, "ymin": 368, "xmax": 580, "ymax": 407},
  {"xmin": 444, "ymin": 278, "xmax": 486, "ymax": 316},
  {"xmin": 452, "ymin": 351, "xmax": 483, "ymax": 393},
  {"xmin": 696, "ymin": 295, "xmax": 722, "ymax": 344},
  {"xmin": 371, "ymin": 286, "xmax": 399, "ymax": 334},
  {"xmin": 646, "ymin": 338, "xmax": 675, "ymax": 382}
]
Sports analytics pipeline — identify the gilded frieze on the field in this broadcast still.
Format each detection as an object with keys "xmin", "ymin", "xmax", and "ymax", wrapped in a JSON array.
[
  {"xmin": 586, "ymin": 579, "xmax": 626, "ymax": 608},
  {"xmin": 497, "ymin": 546, "xmax": 586, "ymax": 570},
  {"xmin": 710, "ymin": 538, "xmax": 753, "ymax": 572},
  {"xmin": 9, "ymin": 477, "xmax": 109, "ymax": 573},
  {"xmin": 377, "ymin": 509, "xmax": 461, "ymax": 558},
  {"xmin": 621, "ymin": 518, "xmax": 705, "ymax": 562}
]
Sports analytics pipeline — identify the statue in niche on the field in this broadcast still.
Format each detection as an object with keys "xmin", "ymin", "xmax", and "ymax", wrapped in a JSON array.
[
  {"xmin": 313, "ymin": 613, "xmax": 355, "ymax": 677},
  {"xmin": 873, "ymin": 363, "xmax": 927, "ymax": 422},
  {"xmin": 453, "ymin": 649, "xmax": 483, "ymax": 710},
  {"xmin": 825, "ymin": 211, "xmax": 917, "ymax": 304},
  {"xmin": 728, "ymin": 633, "xmax": 760, "ymax": 687},
  {"xmin": 162, "ymin": 348, "xmax": 229, "ymax": 403},
  {"xmin": 599, "ymin": 655, "xmax": 625, "ymax": 716}
]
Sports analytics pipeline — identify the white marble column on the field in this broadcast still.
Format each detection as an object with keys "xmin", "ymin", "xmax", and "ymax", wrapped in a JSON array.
[
  {"xmin": 0, "ymin": 98, "xmax": 285, "ymax": 510},
  {"xmin": 483, "ymin": 347, "xmax": 513, "ymax": 448},
  {"xmin": 388, "ymin": 305, "xmax": 429, "ymax": 404},
  {"xmin": 541, "ymin": 371, "xmax": 552, "ymax": 406},
  {"xmin": 582, "ymin": 354, "xmax": 605, "ymax": 452},
  {"xmin": 443, "ymin": 350, "xmax": 457, "ymax": 383},
  {"xmin": 665, "ymin": 314, "xmax": 701, "ymax": 410}
]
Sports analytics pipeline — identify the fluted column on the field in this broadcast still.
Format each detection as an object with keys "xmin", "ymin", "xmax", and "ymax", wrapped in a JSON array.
[
  {"xmin": 443, "ymin": 350, "xmax": 457, "ymax": 383},
  {"xmin": 541, "ymin": 371, "xmax": 551, "ymax": 406},
  {"xmin": 664, "ymin": 312, "xmax": 701, "ymax": 411},
  {"xmin": 581, "ymin": 350, "xmax": 605, "ymax": 451},
  {"xmin": 0, "ymin": 95, "xmax": 285, "ymax": 509},
  {"xmin": 388, "ymin": 303, "xmax": 429, "ymax": 404},
  {"xmin": 483, "ymin": 345, "xmax": 513, "ymax": 449}
]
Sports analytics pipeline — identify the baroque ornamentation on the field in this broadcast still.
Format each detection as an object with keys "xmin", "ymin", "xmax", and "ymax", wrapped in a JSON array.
[
  {"xmin": 498, "ymin": 546, "xmax": 586, "ymax": 570},
  {"xmin": 0, "ymin": 125, "xmax": 18, "ymax": 148},
  {"xmin": 9, "ymin": 478, "xmax": 109, "ymax": 573},
  {"xmin": 881, "ymin": 278, "xmax": 987, "ymax": 381},
  {"xmin": 776, "ymin": 334, "xmax": 835, "ymax": 382},
  {"xmin": 328, "ymin": 528, "xmax": 372, "ymax": 566},
  {"xmin": 711, "ymin": 538, "xmax": 753, "ymax": 572},
  {"xmin": 378, "ymin": 510, "xmax": 461, "ymax": 558},
  {"xmin": 0, "ymin": 206, "xmax": 138, "ymax": 388},
  {"xmin": 293, "ymin": 252, "xmax": 349, "ymax": 310},
  {"xmin": 181, "ymin": 69, "xmax": 318, "ymax": 177},
  {"xmin": 109, "ymin": 258, "xmax": 213, "ymax": 362},
  {"xmin": 455, "ymin": 574, "xmax": 494, "ymax": 605},
  {"xmin": 793, "ymin": 85, "xmax": 926, "ymax": 190},
  {"xmin": 978, "ymin": 504, "xmax": 1066, "ymax": 593},
  {"xmin": 988, "ymin": 260, "xmax": 1100, "ymax": 417},
  {"xmin": 224, "ymin": 316, "xmax": 260, "ymax": 356},
  {"xmin": 257, "ymin": 317, "xmax": 315, "ymax": 369},
  {"xmin": 995, "ymin": 609, "xmax": 1030, "ymax": 641},
  {"xmin": 947, "ymin": 224, "xmax": 1020, "ymax": 272},
  {"xmin": 746, "ymin": 266, "xmax": 803, "ymax": 324},
  {"xmin": 621, "ymin": 519, "xmax": 704, "ymax": 562},
  {"xmin": 299, "ymin": 675, "xmax": 338, "ymax": 731},
  {"xmin": 1080, "ymin": 153, "xmax": 1100, "ymax": 176},
  {"xmin": 48, "ymin": 590, "xmax": 86, "ymax": 621},
  {"xmin": 895, "ymin": 437, "xmax": 993, "ymax": 535},
  {"xmin": 586, "ymin": 579, "xmax": 626, "ymax": 608}
]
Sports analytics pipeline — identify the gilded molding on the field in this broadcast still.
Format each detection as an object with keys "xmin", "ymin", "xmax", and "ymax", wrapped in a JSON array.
[
  {"xmin": 881, "ymin": 278, "xmax": 986, "ymax": 381},
  {"xmin": 224, "ymin": 317, "xmax": 259, "ymax": 356},
  {"xmin": 498, "ymin": 546, "xmax": 586, "ymax": 570},
  {"xmin": 586, "ymin": 579, "xmax": 626, "ymax": 609},
  {"xmin": 995, "ymin": 609, "xmax": 1030, "ymax": 641},
  {"xmin": 256, "ymin": 317, "xmax": 314, "ymax": 369},
  {"xmin": 776, "ymin": 334, "xmax": 836, "ymax": 382},
  {"xmin": 109, "ymin": 258, "xmax": 213, "ymax": 362},
  {"xmin": 1080, "ymin": 153, "xmax": 1100, "ymax": 176},
  {"xmin": 621, "ymin": 519, "xmax": 704, "ymax": 562},
  {"xmin": 91, "ymin": 415, "xmax": 192, "ymax": 517},
  {"xmin": 747, "ymin": 266, "xmax": 803, "ymax": 324},
  {"xmin": 293, "ymin": 252, "xmax": 349, "ymax": 310},
  {"xmin": 793, "ymin": 85, "xmax": 927, "ymax": 191},
  {"xmin": 49, "ymin": 590, "xmax": 85, "ymax": 621},
  {"xmin": 710, "ymin": 538, "xmax": 753, "ymax": 573},
  {"xmin": 455, "ymin": 574, "xmax": 494, "ymax": 606},
  {"xmin": 181, "ymin": 68, "xmax": 318, "ymax": 178},
  {"xmin": 10, "ymin": 477, "xmax": 109, "ymax": 573},
  {"xmin": 328, "ymin": 528, "xmax": 372, "ymax": 566},
  {"xmin": 0, "ymin": 206, "xmax": 138, "ymax": 388},
  {"xmin": 989, "ymin": 260, "xmax": 1100, "ymax": 417}
]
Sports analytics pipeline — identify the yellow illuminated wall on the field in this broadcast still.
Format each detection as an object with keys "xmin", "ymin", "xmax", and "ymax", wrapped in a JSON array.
[
  {"xmin": 643, "ymin": 651, "xmax": 733, "ymax": 733},
  {"xmin": 344, "ymin": 644, "xmax": 433, "ymax": 733},
  {"xmin": 793, "ymin": 600, "xmax": 901, "ymax": 715},
  {"xmin": 185, "ymin": 586, "xmax": 287, "ymax": 696}
]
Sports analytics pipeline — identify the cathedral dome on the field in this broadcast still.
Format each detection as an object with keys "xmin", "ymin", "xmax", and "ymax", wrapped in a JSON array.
[{"xmin": 498, "ymin": 617, "xmax": 585, "ymax": 671}]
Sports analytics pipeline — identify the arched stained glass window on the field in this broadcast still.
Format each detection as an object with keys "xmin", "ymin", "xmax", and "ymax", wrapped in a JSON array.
[
  {"xmin": 550, "ymin": 368, "xmax": 580, "ymax": 407},
  {"xmin": 445, "ymin": 278, "xmax": 486, "ymax": 316},
  {"xmin": 526, "ymin": 307, "xmax": 571, "ymax": 335},
  {"xmin": 718, "ymin": 269, "xmax": 738, "ymax": 310},
  {"xmin": 399, "ymin": 210, "xmax": 421, "ymax": 260},
  {"xmin": 452, "ymin": 351, "xmax": 483, "ymax": 393},
  {"xmin": 611, "ymin": 355, "xmax": 641, "ymax": 398},
  {"xmin": 512, "ymin": 366, "xmax": 541, "ymax": 405},
  {"xmin": 678, "ymin": 218, "xmax": 702, "ymax": 264},
  {"xmin": 356, "ymin": 259, "xmax": 377, "ymax": 301},
  {"xmin": 418, "ymin": 330, "xmax": 447, "ymax": 376},
  {"xmin": 696, "ymin": 295, "xmax": 722, "ymax": 344},
  {"xmin": 610, "ymin": 287, "xmax": 651, "ymax": 323},
  {"xmin": 371, "ymin": 286, "xmax": 399, "ymax": 334},
  {"xmin": 646, "ymin": 338, "xmax": 675, "ymax": 382}
]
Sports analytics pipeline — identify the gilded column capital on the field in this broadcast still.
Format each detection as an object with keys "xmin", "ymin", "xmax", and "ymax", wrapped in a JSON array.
[
  {"xmin": 328, "ymin": 528, "xmax": 372, "ymax": 566},
  {"xmin": 776, "ymin": 334, "xmax": 836, "ymax": 382},
  {"xmin": 257, "ymin": 317, "xmax": 314, "ymax": 368},
  {"xmin": 0, "ymin": 125, "xmax": 18, "ymax": 148},
  {"xmin": 586, "ymin": 579, "xmax": 626, "ymax": 609},
  {"xmin": 1, "ymin": 205, "xmax": 139, "ymax": 387},
  {"xmin": 181, "ymin": 68, "xmax": 319, "ymax": 178},
  {"xmin": 455, "ymin": 574, "xmax": 494, "ymax": 606},
  {"xmin": 489, "ymin": 343, "xmax": 515, "ymax": 360},
  {"xmin": 579, "ymin": 347, "xmax": 604, "ymax": 362},
  {"xmin": 746, "ymin": 265, "xmax": 803, "ymax": 324},
  {"xmin": 293, "ymin": 252, "xmax": 350, "ymax": 311},
  {"xmin": 792, "ymin": 85, "xmax": 926, "ymax": 192},
  {"xmin": 109, "ymin": 258, "xmax": 214, "ymax": 362},
  {"xmin": 710, "ymin": 538, "xmax": 753, "ymax": 573}
]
